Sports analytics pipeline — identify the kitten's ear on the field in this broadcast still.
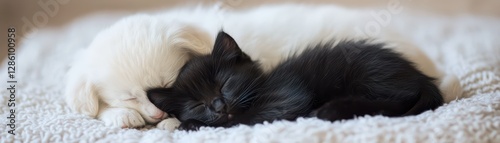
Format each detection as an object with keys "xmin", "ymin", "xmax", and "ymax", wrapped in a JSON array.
[
  {"xmin": 147, "ymin": 88, "xmax": 175, "ymax": 108},
  {"xmin": 213, "ymin": 31, "xmax": 250, "ymax": 62}
]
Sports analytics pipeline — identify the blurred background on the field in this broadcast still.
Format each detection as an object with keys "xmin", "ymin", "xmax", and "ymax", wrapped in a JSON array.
[{"xmin": 1, "ymin": 0, "xmax": 500, "ymax": 60}]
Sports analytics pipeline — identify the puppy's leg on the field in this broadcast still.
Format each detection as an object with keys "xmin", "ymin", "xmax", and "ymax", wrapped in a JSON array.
[
  {"xmin": 440, "ymin": 74, "xmax": 463, "ymax": 102},
  {"xmin": 98, "ymin": 107, "xmax": 146, "ymax": 128}
]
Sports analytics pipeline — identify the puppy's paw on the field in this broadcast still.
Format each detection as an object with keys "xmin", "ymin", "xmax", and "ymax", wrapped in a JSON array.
[
  {"xmin": 440, "ymin": 74, "xmax": 464, "ymax": 102},
  {"xmin": 157, "ymin": 118, "xmax": 181, "ymax": 131},
  {"xmin": 178, "ymin": 119, "xmax": 207, "ymax": 131},
  {"xmin": 98, "ymin": 108, "xmax": 146, "ymax": 128}
]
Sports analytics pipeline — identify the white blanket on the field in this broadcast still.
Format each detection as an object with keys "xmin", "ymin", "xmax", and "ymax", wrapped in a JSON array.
[{"xmin": 1, "ymin": 8, "xmax": 499, "ymax": 143}]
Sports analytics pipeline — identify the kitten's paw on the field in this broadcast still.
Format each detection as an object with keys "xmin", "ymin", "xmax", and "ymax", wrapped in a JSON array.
[
  {"xmin": 440, "ymin": 74, "xmax": 464, "ymax": 102},
  {"xmin": 313, "ymin": 101, "xmax": 356, "ymax": 122},
  {"xmin": 98, "ymin": 108, "xmax": 146, "ymax": 128},
  {"xmin": 157, "ymin": 118, "xmax": 181, "ymax": 131},
  {"xmin": 178, "ymin": 119, "xmax": 207, "ymax": 131}
]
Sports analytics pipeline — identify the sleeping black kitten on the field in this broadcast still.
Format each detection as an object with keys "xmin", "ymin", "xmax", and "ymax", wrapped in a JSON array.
[{"xmin": 148, "ymin": 31, "xmax": 444, "ymax": 131}]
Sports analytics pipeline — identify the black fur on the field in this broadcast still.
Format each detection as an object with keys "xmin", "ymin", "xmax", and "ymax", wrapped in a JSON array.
[{"xmin": 148, "ymin": 31, "xmax": 444, "ymax": 131}]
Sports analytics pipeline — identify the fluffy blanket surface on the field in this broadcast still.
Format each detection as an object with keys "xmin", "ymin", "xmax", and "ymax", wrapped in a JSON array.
[{"xmin": 1, "ymin": 8, "xmax": 499, "ymax": 143}]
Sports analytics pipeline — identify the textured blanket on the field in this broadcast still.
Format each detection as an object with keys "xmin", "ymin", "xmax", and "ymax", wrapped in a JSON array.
[{"xmin": 1, "ymin": 8, "xmax": 499, "ymax": 143}]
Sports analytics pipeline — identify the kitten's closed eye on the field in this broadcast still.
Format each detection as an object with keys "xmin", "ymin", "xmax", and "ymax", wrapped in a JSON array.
[{"xmin": 190, "ymin": 103, "xmax": 204, "ymax": 110}]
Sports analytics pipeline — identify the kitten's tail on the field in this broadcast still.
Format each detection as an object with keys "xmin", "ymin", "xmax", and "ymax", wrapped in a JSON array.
[{"xmin": 403, "ymin": 83, "xmax": 444, "ymax": 116}]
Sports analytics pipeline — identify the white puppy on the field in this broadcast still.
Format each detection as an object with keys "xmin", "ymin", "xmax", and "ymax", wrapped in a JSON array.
[
  {"xmin": 65, "ymin": 9, "xmax": 221, "ymax": 128},
  {"xmin": 65, "ymin": 4, "xmax": 462, "ymax": 130}
]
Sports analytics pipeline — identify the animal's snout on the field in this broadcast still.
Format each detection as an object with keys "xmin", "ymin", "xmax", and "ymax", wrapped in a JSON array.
[{"xmin": 211, "ymin": 97, "xmax": 226, "ymax": 113}]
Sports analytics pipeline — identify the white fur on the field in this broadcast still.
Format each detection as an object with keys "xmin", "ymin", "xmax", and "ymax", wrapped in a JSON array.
[
  {"xmin": 65, "ymin": 9, "xmax": 220, "ymax": 128},
  {"xmin": 65, "ymin": 4, "xmax": 462, "ymax": 130}
]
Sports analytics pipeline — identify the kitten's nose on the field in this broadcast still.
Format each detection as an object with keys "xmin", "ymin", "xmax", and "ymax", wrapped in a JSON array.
[{"xmin": 211, "ymin": 97, "xmax": 225, "ymax": 113}]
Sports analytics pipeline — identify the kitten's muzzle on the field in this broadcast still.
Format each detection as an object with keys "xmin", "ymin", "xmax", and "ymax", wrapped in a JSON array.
[
  {"xmin": 211, "ymin": 97, "xmax": 226, "ymax": 113},
  {"xmin": 208, "ymin": 97, "xmax": 235, "ymax": 125}
]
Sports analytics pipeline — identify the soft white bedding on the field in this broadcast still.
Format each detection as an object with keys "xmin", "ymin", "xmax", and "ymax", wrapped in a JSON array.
[{"xmin": 1, "ymin": 7, "xmax": 499, "ymax": 143}]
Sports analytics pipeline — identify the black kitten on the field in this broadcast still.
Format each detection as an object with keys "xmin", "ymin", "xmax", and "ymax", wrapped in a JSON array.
[{"xmin": 148, "ymin": 31, "xmax": 444, "ymax": 131}]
